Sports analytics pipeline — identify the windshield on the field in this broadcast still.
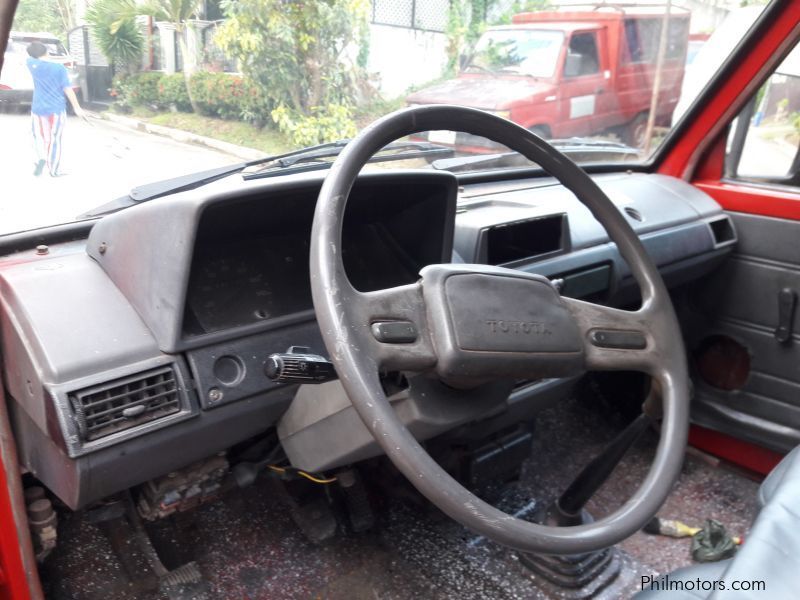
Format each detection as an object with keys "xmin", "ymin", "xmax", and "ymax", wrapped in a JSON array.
[
  {"xmin": 1, "ymin": 1, "xmax": 775, "ymax": 235},
  {"xmin": 467, "ymin": 29, "xmax": 564, "ymax": 77}
]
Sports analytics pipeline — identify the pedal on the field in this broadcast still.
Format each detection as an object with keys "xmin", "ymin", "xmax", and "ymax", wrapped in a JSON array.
[
  {"xmin": 99, "ymin": 494, "xmax": 210, "ymax": 599},
  {"xmin": 290, "ymin": 497, "xmax": 338, "ymax": 543},
  {"xmin": 338, "ymin": 469, "xmax": 375, "ymax": 533},
  {"xmin": 159, "ymin": 561, "xmax": 208, "ymax": 600}
]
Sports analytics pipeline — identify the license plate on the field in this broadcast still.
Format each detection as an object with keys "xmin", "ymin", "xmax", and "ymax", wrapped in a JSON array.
[{"xmin": 428, "ymin": 130, "xmax": 457, "ymax": 145}]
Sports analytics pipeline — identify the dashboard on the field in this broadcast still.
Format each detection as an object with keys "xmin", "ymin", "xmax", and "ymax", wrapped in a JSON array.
[{"xmin": 0, "ymin": 168, "xmax": 735, "ymax": 509}]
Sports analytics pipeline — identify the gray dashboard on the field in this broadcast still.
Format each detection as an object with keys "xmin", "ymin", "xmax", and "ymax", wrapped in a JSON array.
[{"xmin": 0, "ymin": 169, "xmax": 735, "ymax": 509}]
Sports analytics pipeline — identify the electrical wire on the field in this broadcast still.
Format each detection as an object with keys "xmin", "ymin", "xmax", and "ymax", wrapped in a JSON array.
[{"xmin": 267, "ymin": 465, "xmax": 337, "ymax": 484}]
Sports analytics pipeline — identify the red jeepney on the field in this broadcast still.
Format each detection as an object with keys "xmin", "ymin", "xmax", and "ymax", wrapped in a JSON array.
[{"xmin": 407, "ymin": 8, "xmax": 690, "ymax": 147}]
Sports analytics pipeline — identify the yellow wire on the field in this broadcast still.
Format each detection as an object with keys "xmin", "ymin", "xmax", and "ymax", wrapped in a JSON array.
[
  {"xmin": 297, "ymin": 470, "xmax": 338, "ymax": 484},
  {"xmin": 267, "ymin": 464, "xmax": 337, "ymax": 484}
]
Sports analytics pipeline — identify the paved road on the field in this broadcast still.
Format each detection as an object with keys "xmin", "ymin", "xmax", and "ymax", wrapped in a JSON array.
[
  {"xmin": 0, "ymin": 111, "xmax": 240, "ymax": 236},
  {"xmin": 737, "ymin": 126, "xmax": 797, "ymax": 177}
]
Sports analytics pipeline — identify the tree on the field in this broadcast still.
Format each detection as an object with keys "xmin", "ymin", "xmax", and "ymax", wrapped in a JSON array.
[
  {"xmin": 12, "ymin": 0, "xmax": 74, "ymax": 40},
  {"xmin": 141, "ymin": 0, "xmax": 203, "ymax": 112},
  {"xmin": 216, "ymin": 0, "xmax": 369, "ymax": 118},
  {"xmin": 85, "ymin": 0, "xmax": 144, "ymax": 72},
  {"xmin": 54, "ymin": 0, "xmax": 77, "ymax": 34}
]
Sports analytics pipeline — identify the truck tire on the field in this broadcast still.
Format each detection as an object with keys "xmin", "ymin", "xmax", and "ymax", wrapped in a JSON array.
[{"xmin": 624, "ymin": 112, "xmax": 649, "ymax": 148}]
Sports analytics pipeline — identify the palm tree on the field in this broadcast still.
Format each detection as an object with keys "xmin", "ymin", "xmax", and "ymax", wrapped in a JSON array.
[
  {"xmin": 86, "ymin": 0, "xmax": 144, "ymax": 73},
  {"xmin": 142, "ymin": 0, "xmax": 203, "ymax": 113}
]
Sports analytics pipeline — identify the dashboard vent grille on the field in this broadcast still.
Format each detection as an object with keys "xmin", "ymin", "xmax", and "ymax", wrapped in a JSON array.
[{"xmin": 69, "ymin": 366, "xmax": 181, "ymax": 441}]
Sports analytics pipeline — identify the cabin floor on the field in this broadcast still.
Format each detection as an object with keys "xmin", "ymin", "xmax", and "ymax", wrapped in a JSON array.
[{"xmin": 40, "ymin": 390, "xmax": 761, "ymax": 600}]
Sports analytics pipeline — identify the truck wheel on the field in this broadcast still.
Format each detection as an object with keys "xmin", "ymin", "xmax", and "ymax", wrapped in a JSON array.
[
  {"xmin": 529, "ymin": 125, "xmax": 551, "ymax": 140},
  {"xmin": 624, "ymin": 113, "xmax": 649, "ymax": 148}
]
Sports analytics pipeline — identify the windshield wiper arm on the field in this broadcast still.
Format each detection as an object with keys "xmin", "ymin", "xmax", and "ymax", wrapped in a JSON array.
[{"xmin": 242, "ymin": 141, "xmax": 453, "ymax": 180}]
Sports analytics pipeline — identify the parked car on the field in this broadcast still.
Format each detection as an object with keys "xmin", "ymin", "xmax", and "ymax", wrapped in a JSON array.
[
  {"xmin": 407, "ymin": 7, "xmax": 689, "ymax": 149},
  {"xmin": 0, "ymin": 31, "xmax": 80, "ymax": 107}
]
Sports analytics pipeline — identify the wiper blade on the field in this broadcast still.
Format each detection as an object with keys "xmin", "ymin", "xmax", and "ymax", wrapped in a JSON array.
[{"xmin": 242, "ymin": 140, "xmax": 453, "ymax": 180}]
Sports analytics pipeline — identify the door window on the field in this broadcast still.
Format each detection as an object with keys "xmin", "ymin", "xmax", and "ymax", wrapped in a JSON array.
[
  {"xmin": 564, "ymin": 32, "xmax": 600, "ymax": 78},
  {"xmin": 726, "ymin": 42, "xmax": 800, "ymax": 185}
]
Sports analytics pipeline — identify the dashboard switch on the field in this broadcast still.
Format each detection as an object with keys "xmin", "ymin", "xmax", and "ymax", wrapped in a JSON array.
[
  {"xmin": 371, "ymin": 321, "xmax": 418, "ymax": 344},
  {"xmin": 265, "ymin": 347, "xmax": 337, "ymax": 384}
]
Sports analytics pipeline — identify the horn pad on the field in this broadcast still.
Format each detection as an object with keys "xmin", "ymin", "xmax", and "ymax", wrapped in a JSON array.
[{"xmin": 420, "ymin": 265, "xmax": 584, "ymax": 381}]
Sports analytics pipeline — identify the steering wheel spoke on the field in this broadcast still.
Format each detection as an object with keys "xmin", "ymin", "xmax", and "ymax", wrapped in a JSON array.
[
  {"xmin": 563, "ymin": 297, "xmax": 658, "ymax": 374},
  {"xmin": 352, "ymin": 282, "xmax": 437, "ymax": 372}
]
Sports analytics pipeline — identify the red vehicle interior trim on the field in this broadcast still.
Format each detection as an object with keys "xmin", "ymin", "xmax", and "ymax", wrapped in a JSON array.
[
  {"xmin": 694, "ymin": 180, "xmax": 800, "ymax": 221},
  {"xmin": 688, "ymin": 424, "xmax": 785, "ymax": 477}
]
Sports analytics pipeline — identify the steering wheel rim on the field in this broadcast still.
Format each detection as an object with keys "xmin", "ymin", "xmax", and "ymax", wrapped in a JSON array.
[{"xmin": 309, "ymin": 105, "xmax": 690, "ymax": 554}]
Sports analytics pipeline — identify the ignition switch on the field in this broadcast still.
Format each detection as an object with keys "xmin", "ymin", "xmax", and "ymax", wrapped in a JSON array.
[{"xmin": 265, "ymin": 346, "xmax": 337, "ymax": 384}]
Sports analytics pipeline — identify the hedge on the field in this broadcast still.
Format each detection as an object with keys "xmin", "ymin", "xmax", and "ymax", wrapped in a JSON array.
[{"xmin": 112, "ymin": 71, "xmax": 271, "ymax": 127}]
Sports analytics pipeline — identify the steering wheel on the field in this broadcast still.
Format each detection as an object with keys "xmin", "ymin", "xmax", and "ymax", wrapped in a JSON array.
[{"xmin": 309, "ymin": 105, "xmax": 689, "ymax": 554}]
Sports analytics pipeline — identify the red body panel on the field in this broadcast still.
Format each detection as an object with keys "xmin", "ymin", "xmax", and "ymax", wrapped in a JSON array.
[{"xmin": 0, "ymin": 387, "xmax": 35, "ymax": 600}]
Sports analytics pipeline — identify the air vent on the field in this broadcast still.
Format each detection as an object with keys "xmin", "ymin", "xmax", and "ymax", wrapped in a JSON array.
[{"xmin": 69, "ymin": 366, "xmax": 181, "ymax": 441}]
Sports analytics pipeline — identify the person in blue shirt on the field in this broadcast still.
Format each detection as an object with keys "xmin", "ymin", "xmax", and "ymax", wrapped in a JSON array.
[{"xmin": 26, "ymin": 42, "xmax": 86, "ymax": 177}]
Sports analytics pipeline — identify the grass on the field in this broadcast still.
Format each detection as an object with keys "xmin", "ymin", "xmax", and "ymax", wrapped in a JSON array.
[
  {"xmin": 128, "ymin": 107, "xmax": 292, "ymax": 155},
  {"xmin": 119, "ymin": 89, "xmax": 413, "ymax": 155}
]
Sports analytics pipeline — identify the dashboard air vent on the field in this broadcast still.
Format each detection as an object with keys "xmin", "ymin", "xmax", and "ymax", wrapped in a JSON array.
[{"xmin": 69, "ymin": 366, "xmax": 181, "ymax": 441}]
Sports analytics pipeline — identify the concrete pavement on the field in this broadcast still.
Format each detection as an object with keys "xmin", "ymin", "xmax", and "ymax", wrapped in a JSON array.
[{"xmin": 0, "ymin": 111, "xmax": 241, "ymax": 236}]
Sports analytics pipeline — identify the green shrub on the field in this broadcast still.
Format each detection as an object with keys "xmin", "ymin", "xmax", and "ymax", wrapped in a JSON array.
[
  {"xmin": 189, "ymin": 71, "xmax": 240, "ymax": 118},
  {"xmin": 158, "ymin": 74, "xmax": 192, "ymax": 111},
  {"xmin": 114, "ymin": 72, "xmax": 163, "ymax": 108},
  {"xmin": 113, "ymin": 70, "xmax": 273, "ymax": 127},
  {"xmin": 271, "ymin": 103, "xmax": 357, "ymax": 147},
  {"xmin": 189, "ymin": 72, "xmax": 272, "ymax": 125}
]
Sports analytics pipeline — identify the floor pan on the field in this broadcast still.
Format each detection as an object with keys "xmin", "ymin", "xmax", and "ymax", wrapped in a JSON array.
[{"xmin": 41, "ymin": 395, "xmax": 761, "ymax": 599}]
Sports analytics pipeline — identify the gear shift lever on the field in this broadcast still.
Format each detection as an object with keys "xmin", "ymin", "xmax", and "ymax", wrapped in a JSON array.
[{"xmin": 519, "ymin": 385, "xmax": 662, "ymax": 595}]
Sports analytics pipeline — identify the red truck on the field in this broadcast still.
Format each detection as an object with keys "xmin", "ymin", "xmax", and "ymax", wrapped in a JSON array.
[{"xmin": 407, "ymin": 7, "xmax": 690, "ymax": 149}]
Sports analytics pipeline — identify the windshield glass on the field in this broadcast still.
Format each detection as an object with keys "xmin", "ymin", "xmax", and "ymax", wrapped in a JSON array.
[
  {"xmin": 467, "ymin": 29, "xmax": 564, "ymax": 77},
  {"xmin": 1, "ymin": 1, "xmax": 775, "ymax": 235}
]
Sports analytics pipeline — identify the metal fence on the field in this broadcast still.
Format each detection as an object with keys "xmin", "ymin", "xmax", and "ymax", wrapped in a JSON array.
[
  {"xmin": 371, "ymin": 0, "xmax": 450, "ymax": 33},
  {"xmin": 68, "ymin": 26, "xmax": 114, "ymax": 104}
]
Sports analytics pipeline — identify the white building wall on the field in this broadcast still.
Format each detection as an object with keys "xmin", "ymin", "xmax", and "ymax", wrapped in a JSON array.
[{"xmin": 367, "ymin": 24, "xmax": 448, "ymax": 98}]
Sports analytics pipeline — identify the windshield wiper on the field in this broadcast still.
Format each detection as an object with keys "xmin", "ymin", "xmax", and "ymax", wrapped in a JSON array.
[
  {"xmin": 79, "ymin": 140, "xmax": 453, "ymax": 219},
  {"xmin": 431, "ymin": 138, "xmax": 639, "ymax": 173},
  {"xmin": 463, "ymin": 63, "xmax": 498, "ymax": 77},
  {"xmin": 241, "ymin": 140, "xmax": 453, "ymax": 180}
]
